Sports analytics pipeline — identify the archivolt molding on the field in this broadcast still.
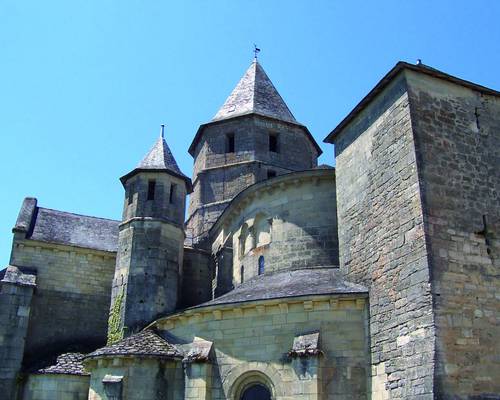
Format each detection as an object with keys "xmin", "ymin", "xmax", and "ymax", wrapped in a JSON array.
[{"xmin": 222, "ymin": 361, "xmax": 289, "ymax": 399}]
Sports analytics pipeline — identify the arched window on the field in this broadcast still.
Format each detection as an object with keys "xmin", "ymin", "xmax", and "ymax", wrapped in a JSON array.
[
  {"xmin": 258, "ymin": 256, "xmax": 264, "ymax": 275},
  {"xmin": 240, "ymin": 265, "xmax": 244, "ymax": 284},
  {"xmin": 241, "ymin": 384, "xmax": 271, "ymax": 400}
]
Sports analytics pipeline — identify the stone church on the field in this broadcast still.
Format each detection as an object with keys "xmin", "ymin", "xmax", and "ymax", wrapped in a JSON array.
[{"xmin": 0, "ymin": 58, "xmax": 498, "ymax": 400}]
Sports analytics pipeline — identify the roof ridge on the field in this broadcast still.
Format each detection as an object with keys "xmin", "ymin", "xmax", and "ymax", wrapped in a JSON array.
[{"xmin": 37, "ymin": 207, "xmax": 120, "ymax": 223}]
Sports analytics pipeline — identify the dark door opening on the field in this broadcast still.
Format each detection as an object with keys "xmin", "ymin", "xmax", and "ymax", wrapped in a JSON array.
[{"xmin": 241, "ymin": 384, "xmax": 271, "ymax": 400}]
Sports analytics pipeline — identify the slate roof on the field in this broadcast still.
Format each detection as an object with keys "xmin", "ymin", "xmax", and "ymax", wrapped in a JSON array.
[
  {"xmin": 193, "ymin": 268, "xmax": 367, "ymax": 309},
  {"xmin": 13, "ymin": 197, "xmax": 119, "ymax": 253},
  {"xmin": 120, "ymin": 134, "xmax": 191, "ymax": 189},
  {"xmin": 85, "ymin": 330, "xmax": 182, "ymax": 360},
  {"xmin": 31, "ymin": 207, "xmax": 119, "ymax": 252},
  {"xmin": 213, "ymin": 59, "xmax": 297, "ymax": 123},
  {"xmin": 34, "ymin": 353, "xmax": 89, "ymax": 376}
]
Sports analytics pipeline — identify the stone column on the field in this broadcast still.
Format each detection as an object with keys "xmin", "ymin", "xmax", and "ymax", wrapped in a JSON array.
[{"xmin": 0, "ymin": 265, "xmax": 37, "ymax": 399}]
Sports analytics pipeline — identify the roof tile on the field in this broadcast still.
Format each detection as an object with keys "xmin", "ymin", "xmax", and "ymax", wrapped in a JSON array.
[
  {"xmin": 213, "ymin": 60, "xmax": 297, "ymax": 123},
  {"xmin": 86, "ymin": 330, "xmax": 182, "ymax": 360}
]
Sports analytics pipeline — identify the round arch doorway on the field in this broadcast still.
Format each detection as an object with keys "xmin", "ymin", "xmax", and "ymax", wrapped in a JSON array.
[{"xmin": 240, "ymin": 383, "xmax": 271, "ymax": 400}]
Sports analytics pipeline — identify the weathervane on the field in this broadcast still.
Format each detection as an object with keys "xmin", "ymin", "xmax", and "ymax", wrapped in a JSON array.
[
  {"xmin": 160, "ymin": 124, "xmax": 165, "ymax": 138},
  {"xmin": 253, "ymin": 44, "xmax": 261, "ymax": 59}
]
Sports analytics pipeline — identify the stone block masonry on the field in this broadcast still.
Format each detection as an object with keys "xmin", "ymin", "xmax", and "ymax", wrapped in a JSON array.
[
  {"xmin": 187, "ymin": 114, "xmax": 319, "ymax": 246},
  {"xmin": 0, "ymin": 266, "xmax": 37, "ymax": 400},
  {"xmin": 334, "ymin": 75, "xmax": 435, "ymax": 399},
  {"xmin": 406, "ymin": 70, "xmax": 500, "ymax": 399},
  {"xmin": 8, "ymin": 239, "xmax": 116, "ymax": 367},
  {"xmin": 332, "ymin": 64, "xmax": 500, "ymax": 399}
]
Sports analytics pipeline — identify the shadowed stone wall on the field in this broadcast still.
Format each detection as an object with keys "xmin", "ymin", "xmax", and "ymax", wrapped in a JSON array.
[
  {"xmin": 86, "ymin": 358, "xmax": 181, "ymax": 400},
  {"xmin": 0, "ymin": 267, "xmax": 36, "ymax": 399},
  {"xmin": 334, "ymin": 75, "xmax": 435, "ymax": 399},
  {"xmin": 8, "ymin": 239, "xmax": 116, "ymax": 369},
  {"xmin": 181, "ymin": 247, "xmax": 212, "ymax": 308},
  {"xmin": 407, "ymin": 71, "xmax": 500, "ymax": 399}
]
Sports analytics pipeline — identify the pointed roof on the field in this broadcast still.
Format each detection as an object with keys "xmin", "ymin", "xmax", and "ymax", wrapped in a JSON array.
[
  {"xmin": 213, "ymin": 59, "xmax": 297, "ymax": 123},
  {"xmin": 85, "ymin": 330, "xmax": 182, "ymax": 360},
  {"xmin": 121, "ymin": 128, "xmax": 192, "ymax": 191},
  {"xmin": 137, "ymin": 134, "xmax": 183, "ymax": 174},
  {"xmin": 188, "ymin": 60, "xmax": 322, "ymax": 156}
]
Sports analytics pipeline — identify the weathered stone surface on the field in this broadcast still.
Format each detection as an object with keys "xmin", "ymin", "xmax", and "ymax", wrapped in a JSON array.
[
  {"xmin": 0, "ymin": 267, "xmax": 37, "ymax": 399},
  {"xmin": 210, "ymin": 168, "xmax": 339, "ymax": 289},
  {"xmin": 187, "ymin": 110, "xmax": 320, "ymax": 246},
  {"xmin": 333, "ymin": 74, "xmax": 435, "ymax": 399},
  {"xmin": 154, "ymin": 294, "xmax": 369, "ymax": 400},
  {"xmin": 406, "ymin": 70, "xmax": 500, "ymax": 399},
  {"xmin": 110, "ymin": 167, "xmax": 187, "ymax": 339},
  {"xmin": 331, "ymin": 63, "xmax": 500, "ymax": 399}
]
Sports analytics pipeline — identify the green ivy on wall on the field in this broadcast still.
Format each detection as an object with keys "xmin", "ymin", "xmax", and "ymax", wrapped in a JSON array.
[{"xmin": 107, "ymin": 288, "xmax": 125, "ymax": 345}]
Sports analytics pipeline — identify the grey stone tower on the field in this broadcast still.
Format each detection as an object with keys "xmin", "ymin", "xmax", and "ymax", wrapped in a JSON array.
[
  {"xmin": 108, "ymin": 127, "xmax": 192, "ymax": 342},
  {"xmin": 186, "ymin": 59, "xmax": 322, "ymax": 246}
]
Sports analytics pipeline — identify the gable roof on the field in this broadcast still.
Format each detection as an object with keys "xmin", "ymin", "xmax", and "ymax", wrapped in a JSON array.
[
  {"xmin": 85, "ymin": 330, "xmax": 182, "ymax": 360},
  {"xmin": 13, "ymin": 197, "xmax": 119, "ymax": 253},
  {"xmin": 213, "ymin": 59, "xmax": 297, "ymax": 123},
  {"xmin": 324, "ymin": 61, "xmax": 500, "ymax": 143},
  {"xmin": 120, "ymin": 134, "xmax": 191, "ymax": 190}
]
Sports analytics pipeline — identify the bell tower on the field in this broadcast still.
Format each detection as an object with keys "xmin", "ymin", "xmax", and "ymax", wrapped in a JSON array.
[
  {"xmin": 108, "ymin": 126, "xmax": 192, "ymax": 342},
  {"xmin": 186, "ymin": 59, "xmax": 322, "ymax": 246}
]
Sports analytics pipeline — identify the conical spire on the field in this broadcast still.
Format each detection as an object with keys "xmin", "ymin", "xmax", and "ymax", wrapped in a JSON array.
[
  {"xmin": 137, "ymin": 125, "xmax": 183, "ymax": 175},
  {"xmin": 212, "ymin": 59, "xmax": 297, "ymax": 123},
  {"xmin": 121, "ymin": 126, "xmax": 191, "ymax": 188}
]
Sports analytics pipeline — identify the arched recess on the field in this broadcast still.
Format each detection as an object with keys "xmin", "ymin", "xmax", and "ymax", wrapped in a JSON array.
[{"xmin": 222, "ymin": 362, "xmax": 288, "ymax": 400}]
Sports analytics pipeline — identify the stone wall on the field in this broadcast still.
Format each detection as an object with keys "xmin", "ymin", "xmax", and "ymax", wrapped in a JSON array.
[
  {"xmin": 122, "ymin": 172, "xmax": 187, "ymax": 226},
  {"xmin": 333, "ymin": 75, "xmax": 435, "ymax": 399},
  {"xmin": 187, "ymin": 114, "xmax": 319, "ymax": 245},
  {"xmin": 110, "ymin": 170, "xmax": 187, "ymax": 340},
  {"xmin": 181, "ymin": 247, "xmax": 212, "ymax": 308},
  {"xmin": 9, "ymin": 238, "xmax": 116, "ymax": 367},
  {"xmin": 0, "ymin": 266, "xmax": 36, "ymax": 399},
  {"xmin": 110, "ymin": 220, "xmax": 184, "ymax": 340},
  {"xmin": 22, "ymin": 373, "xmax": 89, "ymax": 400},
  {"xmin": 86, "ymin": 358, "xmax": 181, "ymax": 400},
  {"xmin": 156, "ymin": 294, "xmax": 369, "ymax": 400},
  {"xmin": 210, "ymin": 169, "xmax": 339, "ymax": 289},
  {"xmin": 406, "ymin": 71, "xmax": 500, "ymax": 398}
]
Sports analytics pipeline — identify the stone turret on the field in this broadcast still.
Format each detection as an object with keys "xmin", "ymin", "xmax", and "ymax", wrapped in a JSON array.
[
  {"xmin": 186, "ymin": 59, "xmax": 322, "ymax": 246},
  {"xmin": 108, "ymin": 126, "xmax": 192, "ymax": 342}
]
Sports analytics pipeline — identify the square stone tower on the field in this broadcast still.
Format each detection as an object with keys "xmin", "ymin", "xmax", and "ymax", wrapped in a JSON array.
[{"xmin": 325, "ymin": 62, "xmax": 500, "ymax": 399}]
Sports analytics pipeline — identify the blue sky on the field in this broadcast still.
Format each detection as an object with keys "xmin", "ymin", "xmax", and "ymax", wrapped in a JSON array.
[{"xmin": 1, "ymin": 0, "xmax": 499, "ymax": 264}]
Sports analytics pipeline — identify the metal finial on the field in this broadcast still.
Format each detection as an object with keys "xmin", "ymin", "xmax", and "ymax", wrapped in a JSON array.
[
  {"xmin": 253, "ymin": 44, "xmax": 261, "ymax": 60},
  {"xmin": 160, "ymin": 124, "xmax": 165, "ymax": 138}
]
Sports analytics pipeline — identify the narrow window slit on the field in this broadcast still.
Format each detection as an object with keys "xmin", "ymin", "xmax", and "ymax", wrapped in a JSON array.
[{"xmin": 147, "ymin": 180, "xmax": 156, "ymax": 201}]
